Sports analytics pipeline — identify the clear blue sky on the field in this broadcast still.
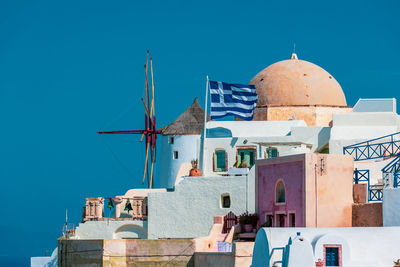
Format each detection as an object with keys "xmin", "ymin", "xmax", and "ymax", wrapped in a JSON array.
[{"xmin": 1, "ymin": 0, "xmax": 399, "ymax": 265}]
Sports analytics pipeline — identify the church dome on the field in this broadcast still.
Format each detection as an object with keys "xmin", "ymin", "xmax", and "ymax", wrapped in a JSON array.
[{"xmin": 249, "ymin": 53, "xmax": 347, "ymax": 107}]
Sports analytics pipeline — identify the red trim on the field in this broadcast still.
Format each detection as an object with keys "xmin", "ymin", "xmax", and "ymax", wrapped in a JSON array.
[
  {"xmin": 212, "ymin": 152, "xmax": 215, "ymax": 172},
  {"xmin": 236, "ymin": 146, "xmax": 257, "ymax": 166}
]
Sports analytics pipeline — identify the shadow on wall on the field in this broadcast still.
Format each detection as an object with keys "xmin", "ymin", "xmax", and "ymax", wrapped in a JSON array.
[
  {"xmin": 207, "ymin": 127, "xmax": 233, "ymax": 138},
  {"xmin": 317, "ymin": 127, "xmax": 331, "ymax": 152},
  {"xmin": 251, "ymin": 229, "xmax": 270, "ymax": 267},
  {"xmin": 113, "ymin": 224, "xmax": 147, "ymax": 239}
]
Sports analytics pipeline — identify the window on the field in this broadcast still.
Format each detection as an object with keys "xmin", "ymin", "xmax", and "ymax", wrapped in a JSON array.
[
  {"xmin": 237, "ymin": 148, "xmax": 256, "ymax": 168},
  {"xmin": 173, "ymin": 151, "xmax": 178, "ymax": 159},
  {"xmin": 266, "ymin": 147, "xmax": 278, "ymax": 158},
  {"xmin": 289, "ymin": 213, "xmax": 296, "ymax": 227},
  {"xmin": 221, "ymin": 194, "xmax": 231, "ymax": 208},
  {"xmin": 214, "ymin": 149, "xmax": 227, "ymax": 172},
  {"xmin": 324, "ymin": 245, "xmax": 342, "ymax": 266},
  {"xmin": 168, "ymin": 136, "xmax": 174, "ymax": 144},
  {"xmin": 264, "ymin": 214, "xmax": 273, "ymax": 227},
  {"xmin": 275, "ymin": 180, "xmax": 286, "ymax": 204}
]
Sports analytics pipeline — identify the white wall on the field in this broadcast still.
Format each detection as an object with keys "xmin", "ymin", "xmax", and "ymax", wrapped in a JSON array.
[
  {"xmin": 147, "ymin": 175, "xmax": 254, "ymax": 239},
  {"xmin": 286, "ymin": 236, "xmax": 315, "ymax": 267},
  {"xmin": 383, "ymin": 188, "xmax": 400, "ymax": 226},
  {"xmin": 355, "ymin": 159, "xmax": 392, "ymax": 186},
  {"xmin": 200, "ymin": 121, "xmax": 329, "ymax": 177},
  {"xmin": 253, "ymin": 227, "xmax": 400, "ymax": 267},
  {"xmin": 159, "ymin": 134, "xmax": 200, "ymax": 188},
  {"xmin": 31, "ymin": 257, "xmax": 51, "ymax": 267},
  {"xmin": 74, "ymin": 220, "xmax": 147, "ymax": 239},
  {"xmin": 31, "ymin": 248, "xmax": 57, "ymax": 267},
  {"xmin": 330, "ymin": 112, "xmax": 400, "ymax": 155}
]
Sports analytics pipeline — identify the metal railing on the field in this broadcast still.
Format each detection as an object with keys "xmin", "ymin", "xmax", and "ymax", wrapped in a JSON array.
[
  {"xmin": 353, "ymin": 169, "xmax": 383, "ymax": 202},
  {"xmin": 343, "ymin": 132, "xmax": 400, "ymax": 161},
  {"xmin": 382, "ymin": 156, "xmax": 400, "ymax": 188},
  {"xmin": 369, "ymin": 185, "xmax": 383, "ymax": 202},
  {"xmin": 353, "ymin": 169, "xmax": 369, "ymax": 184}
]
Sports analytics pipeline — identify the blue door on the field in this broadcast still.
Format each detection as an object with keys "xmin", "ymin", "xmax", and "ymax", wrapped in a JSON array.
[{"xmin": 325, "ymin": 247, "xmax": 339, "ymax": 266}]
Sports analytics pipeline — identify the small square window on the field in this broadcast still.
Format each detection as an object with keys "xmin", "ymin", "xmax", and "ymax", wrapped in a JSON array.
[
  {"xmin": 266, "ymin": 147, "xmax": 278, "ymax": 158},
  {"xmin": 169, "ymin": 136, "xmax": 174, "ymax": 144},
  {"xmin": 173, "ymin": 151, "xmax": 178, "ymax": 159},
  {"xmin": 221, "ymin": 194, "xmax": 230, "ymax": 208}
]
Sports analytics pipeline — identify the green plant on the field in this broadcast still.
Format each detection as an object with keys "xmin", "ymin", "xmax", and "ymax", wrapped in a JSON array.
[
  {"xmin": 238, "ymin": 160, "xmax": 248, "ymax": 168},
  {"xmin": 191, "ymin": 159, "xmax": 198, "ymax": 168},
  {"xmin": 233, "ymin": 232, "xmax": 239, "ymax": 240},
  {"xmin": 239, "ymin": 212, "xmax": 258, "ymax": 226},
  {"xmin": 394, "ymin": 259, "xmax": 400, "ymax": 265}
]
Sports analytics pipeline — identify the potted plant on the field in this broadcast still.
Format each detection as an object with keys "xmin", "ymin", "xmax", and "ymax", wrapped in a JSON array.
[
  {"xmin": 315, "ymin": 258, "xmax": 324, "ymax": 267},
  {"xmin": 239, "ymin": 212, "xmax": 258, "ymax": 233},
  {"xmin": 189, "ymin": 159, "xmax": 202, "ymax": 176},
  {"xmin": 238, "ymin": 160, "xmax": 249, "ymax": 168},
  {"xmin": 394, "ymin": 259, "xmax": 400, "ymax": 267}
]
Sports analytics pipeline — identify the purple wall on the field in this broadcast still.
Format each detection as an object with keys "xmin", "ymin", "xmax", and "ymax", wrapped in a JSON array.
[{"xmin": 257, "ymin": 160, "xmax": 304, "ymax": 227}]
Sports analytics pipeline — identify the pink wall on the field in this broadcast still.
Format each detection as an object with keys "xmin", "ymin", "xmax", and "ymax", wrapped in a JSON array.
[
  {"xmin": 256, "ymin": 153, "xmax": 353, "ymax": 228},
  {"xmin": 257, "ymin": 159, "xmax": 305, "ymax": 227}
]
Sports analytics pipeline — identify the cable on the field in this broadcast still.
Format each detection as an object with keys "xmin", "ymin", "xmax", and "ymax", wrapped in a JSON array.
[{"xmin": 100, "ymin": 135, "xmax": 136, "ymax": 179}]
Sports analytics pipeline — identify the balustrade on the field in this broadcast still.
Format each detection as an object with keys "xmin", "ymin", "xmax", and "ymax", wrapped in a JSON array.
[{"xmin": 82, "ymin": 196, "xmax": 147, "ymax": 221}]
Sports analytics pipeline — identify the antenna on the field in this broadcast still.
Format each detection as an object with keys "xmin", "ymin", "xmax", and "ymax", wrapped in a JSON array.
[{"xmin": 291, "ymin": 44, "xmax": 298, "ymax": 60}]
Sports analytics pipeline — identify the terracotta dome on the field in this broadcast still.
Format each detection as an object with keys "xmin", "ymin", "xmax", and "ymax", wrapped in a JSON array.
[{"xmin": 249, "ymin": 53, "xmax": 347, "ymax": 107}]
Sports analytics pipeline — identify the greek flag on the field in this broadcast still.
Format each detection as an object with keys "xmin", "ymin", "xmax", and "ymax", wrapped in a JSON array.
[{"xmin": 209, "ymin": 80, "xmax": 258, "ymax": 121}]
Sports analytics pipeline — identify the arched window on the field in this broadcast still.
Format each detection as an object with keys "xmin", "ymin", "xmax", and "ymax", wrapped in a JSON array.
[{"xmin": 275, "ymin": 180, "xmax": 286, "ymax": 204}]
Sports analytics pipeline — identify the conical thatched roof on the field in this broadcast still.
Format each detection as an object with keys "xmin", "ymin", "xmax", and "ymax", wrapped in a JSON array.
[{"xmin": 160, "ymin": 97, "xmax": 206, "ymax": 135}]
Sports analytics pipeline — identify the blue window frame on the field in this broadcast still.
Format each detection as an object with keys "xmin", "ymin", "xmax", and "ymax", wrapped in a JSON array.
[
  {"xmin": 325, "ymin": 247, "xmax": 339, "ymax": 266},
  {"xmin": 266, "ymin": 147, "xmax": 278, "ymax": 158},
  {"xmin": 214, "ymin": 150, "xmax": 227, "ymax": 172}
]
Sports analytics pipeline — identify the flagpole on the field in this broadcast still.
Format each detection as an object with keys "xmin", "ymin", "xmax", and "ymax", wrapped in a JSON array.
[{"xmin": 201, "ymin": 75, "xmax": 209, "ymax": 174}]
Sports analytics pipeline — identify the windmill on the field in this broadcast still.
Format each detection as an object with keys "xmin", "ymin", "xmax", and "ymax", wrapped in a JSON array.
[{"xmin": 98, "ymin": 51, "xmax": 160, "ymax": 188}]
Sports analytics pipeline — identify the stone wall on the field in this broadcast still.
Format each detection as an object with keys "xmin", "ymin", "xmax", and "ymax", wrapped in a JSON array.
[
  {"xmin": 352, "ymin": 203, "xmax": 382, "ymax": 227},
  {"xmin": 194, "ymin": 242, "xmax": 253, "ymax": 267},
  {"xmin": 353, "ymin": 184, "xmax": 367, "ymax": 204},
  {"xmin": 103, "ymin": 239, "xmax": 194, "ymax": 266},
  {"xmin": 58, "ymin": 239, "xmax": 103, "ymax": 267},
  {"xmin": 254, "ymin": 105, "xmax": 352, "ymax": 126},
  {"xmin": 58, "ymin": 238, "xmax": 195, "ymax": 267}
]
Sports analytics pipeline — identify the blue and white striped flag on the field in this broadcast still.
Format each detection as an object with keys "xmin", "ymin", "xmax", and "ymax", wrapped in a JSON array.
[{"xmin": 209, "ymin": 80, "xmax": 258, "ymax": 121}]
